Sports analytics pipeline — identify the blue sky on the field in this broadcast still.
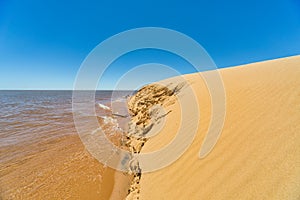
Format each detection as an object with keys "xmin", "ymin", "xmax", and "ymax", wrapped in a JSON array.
[{"xmin": 0, "ymin": 0, "xmax": 300, "ymax": 90}]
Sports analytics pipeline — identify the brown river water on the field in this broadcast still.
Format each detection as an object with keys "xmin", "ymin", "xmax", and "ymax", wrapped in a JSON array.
[{"xmin": 0, "ymin": 90, "xmax": 133, "ymax": 200}]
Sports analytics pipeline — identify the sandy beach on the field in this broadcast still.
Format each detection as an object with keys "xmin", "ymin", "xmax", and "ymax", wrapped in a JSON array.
[
  {"xmin": 124, "ymin": 55, "xmax": 300, "ymax": 199},
  {"xmin": 1, "ymin": 56, "xmax": 299, "ymax": 200}
]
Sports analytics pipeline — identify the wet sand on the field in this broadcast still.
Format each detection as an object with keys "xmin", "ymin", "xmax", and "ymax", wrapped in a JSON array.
[{"xmin": 1, "ymin": 134, "xmax": 106, "ymax": 199}]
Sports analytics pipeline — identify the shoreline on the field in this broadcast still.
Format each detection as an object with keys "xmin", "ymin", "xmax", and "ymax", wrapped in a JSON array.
[
  {"xmin": 0, "ymin": 134, "xmax": 114, "ymax": 199},
  {"xmin": 1, "ymin": 55, "xmax": 299, "ymax": 199}
]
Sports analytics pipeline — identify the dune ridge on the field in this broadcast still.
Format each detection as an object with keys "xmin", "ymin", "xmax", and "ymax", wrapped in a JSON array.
[{"xmin": 124, "ymin": 55, "xmax": 300, "ymax": 200}]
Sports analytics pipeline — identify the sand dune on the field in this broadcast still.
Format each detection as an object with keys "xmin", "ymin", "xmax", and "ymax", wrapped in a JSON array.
[{"xmin": 125, "ymin": 55, "xmax": 300, "ymax": 199}]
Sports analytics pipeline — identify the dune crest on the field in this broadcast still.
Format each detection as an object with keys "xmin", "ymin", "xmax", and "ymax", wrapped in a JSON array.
[{"xmin": 125, "ymin": 55, "xmax": 300, "ymax": 200}]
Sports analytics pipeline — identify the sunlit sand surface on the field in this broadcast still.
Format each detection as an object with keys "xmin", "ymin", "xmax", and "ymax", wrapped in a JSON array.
[{"xmin": 125, "ymin": 56, "xmax": 300, "ymax": 199}]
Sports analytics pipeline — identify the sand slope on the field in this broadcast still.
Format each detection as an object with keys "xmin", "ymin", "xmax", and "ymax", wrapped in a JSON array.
[{"xmin": 127, "ymin": 56, "xmax": 300, "ymax": 199}]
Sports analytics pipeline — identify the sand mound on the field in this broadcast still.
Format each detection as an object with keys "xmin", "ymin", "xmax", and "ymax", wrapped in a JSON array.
[{"xmin": 125, "ymin": 55, "xmax": 300, "ymax": 200}]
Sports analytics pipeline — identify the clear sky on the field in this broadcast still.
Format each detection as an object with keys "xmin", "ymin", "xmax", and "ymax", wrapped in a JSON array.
[{"xmin": 0, "ymin": 0, "xmax": 300, "ymax": 90}]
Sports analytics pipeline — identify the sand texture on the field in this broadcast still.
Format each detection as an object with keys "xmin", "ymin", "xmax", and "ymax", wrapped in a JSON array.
[{"xmin": 125, "ymin": 56, "xmax": 300, "ymax": 200}]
